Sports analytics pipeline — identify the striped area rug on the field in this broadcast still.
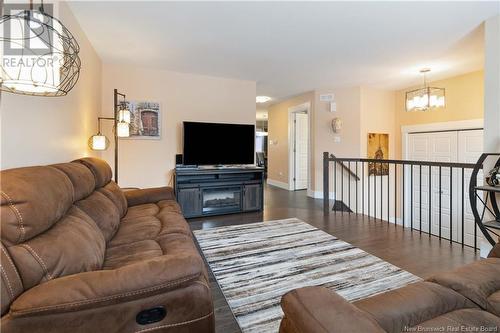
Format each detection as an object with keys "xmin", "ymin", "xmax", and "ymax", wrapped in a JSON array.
[{"xmin": 193, "ymin": 218, "xmax": 421, "ymax": 333}]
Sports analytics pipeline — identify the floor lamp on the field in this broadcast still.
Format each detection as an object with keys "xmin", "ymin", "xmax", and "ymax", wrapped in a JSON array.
[{"xmin": 88, "ymin": 89, "xmax": 130, "ymax": 183}]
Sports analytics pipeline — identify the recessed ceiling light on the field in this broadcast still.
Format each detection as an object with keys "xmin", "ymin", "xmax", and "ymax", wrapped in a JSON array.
[{"xmin": 256, "ymin": 96, "xmax": 272, "ymax": 103}]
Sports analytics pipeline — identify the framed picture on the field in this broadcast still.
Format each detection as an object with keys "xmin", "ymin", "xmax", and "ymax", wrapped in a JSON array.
[
  {"xmin": 368, "ymin": 133, "xmax": 389, "ymax": 176},
  {"xmin": 120, "ymin": 100, "xmax": 161, "ymax": 139}
]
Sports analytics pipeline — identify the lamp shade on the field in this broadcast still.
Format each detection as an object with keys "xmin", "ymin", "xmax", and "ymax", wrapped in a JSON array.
[
  {"xmin": 118, "ymin": 109, "xmax": 131, "ymax": 124},
  {"xmin": 88, "ymin": 134, "xmax": 109, "ymax": 150},
  {"xmin": 117, "ymin": 121, "xmax": 130, "ymax": 137},
  {"xmin": 0, "ymin": 9, "xmax": 81, "ymax": 97}
]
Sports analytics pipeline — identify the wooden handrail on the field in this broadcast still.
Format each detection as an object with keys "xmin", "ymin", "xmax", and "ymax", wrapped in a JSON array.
[{"xmin": 330, "ymin": 154, "xmax": 361, "ymax": 181}]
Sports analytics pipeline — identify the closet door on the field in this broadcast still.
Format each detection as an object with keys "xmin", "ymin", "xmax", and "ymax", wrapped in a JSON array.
[
  {"xmin": 458, "ymin": 129, "xmax": 484, "ymax": 247},
  {"xmin": 407, "ymin": 132, "xmax": 457, "ymax": 239}
]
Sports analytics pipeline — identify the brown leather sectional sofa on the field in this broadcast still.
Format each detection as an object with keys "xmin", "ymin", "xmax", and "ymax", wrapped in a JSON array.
[
  {"xmin": 0, "ymin": 158, "xmax": 214, "ymax": 333},
  {"xmin": 280, "ymin": 250, "xmax": 500, "ymax": 333}
]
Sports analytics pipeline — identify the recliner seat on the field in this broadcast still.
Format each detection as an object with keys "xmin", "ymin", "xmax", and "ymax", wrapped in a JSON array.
[{"xmin": 0, "ymin": 157, "xmax": 214, "ymax": 333}]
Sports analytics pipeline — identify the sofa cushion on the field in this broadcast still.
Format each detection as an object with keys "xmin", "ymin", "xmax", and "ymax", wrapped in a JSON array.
[
  {"xmin": 109, "ymin": 201, "xmax": 189, "ymax": 247},
  {"xmin": 75, "ymin": 192, "xmax": 121, "ymax": 242},
  {"xmin": 427, "ymin": 258, "xmax": 500, "ymax": 316},
  {"xmin": 98, "ymin": 181, "xmax": 127, "ymax": 218},
  {"xmin": 7, "ymin": 206, "xmax": 105, "ymax": 290},
  {"xmin": 353, "ymin": 281, "xmax": 477, "ymax": 333},
  {"xmin": 104, "ymin": 234, "xmax": 197, "ymax": 270},
  {"xmin": 0, "ymin": 166, "xmax": 73, "ymax": 246},
  {"xmin": 73, "ymin": 157, "xmax": 112, "ymax": 188},
  {"xmin": 51, "ymin": 163, "xmax": 95, "ymax": 201},
  {"xmin": 412, "ymin": 308, "xmax": 500, "ymax": 332}
]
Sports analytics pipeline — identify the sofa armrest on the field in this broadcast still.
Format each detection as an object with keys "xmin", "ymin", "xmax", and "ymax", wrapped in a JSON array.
[
  {"xmin": 124, "ymin": 186, "xmax": 175, "ymax": 207},
  {"xmin": 9, "ymin": 253, "xmax": 203, "ymax": 317},
  {"xmin": 280, "ymin": 287, "xmax": 385, "ymax": 333}
]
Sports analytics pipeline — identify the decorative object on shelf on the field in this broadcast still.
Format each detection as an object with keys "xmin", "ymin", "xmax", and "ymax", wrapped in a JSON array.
[
  {"xmin": 331, "ymin": 117, "xmax": 343, "ymax": 133},
  {"xmin": 405, "ymin": 68, "xmax": 445, "ymax": 112},
  {"xmin": 119, "ymin": 100, "xmax": 161, "ymax": 139},
  {"xmin": 367, "ymin": 133, "xmax": 389, "ymax": 176},
  {"xmin": 88, "ymin": 89, "xmax": 129, "ymax": 183},
  {"xmin": 487, "ymin": 166, "xmax": 500, "ymax": 186},
  {"xmin": 0, "ymin": 2, "xmax": 81, "ymax": 96}
]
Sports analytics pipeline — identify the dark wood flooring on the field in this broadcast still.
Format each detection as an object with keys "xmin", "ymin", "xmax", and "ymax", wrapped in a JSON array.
[{"xmin": 189, "ymin": 184, "xmax": 480, "ymax": 333}]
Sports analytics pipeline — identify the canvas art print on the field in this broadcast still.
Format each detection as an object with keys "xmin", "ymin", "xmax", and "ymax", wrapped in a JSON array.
[
  {"xmin": 120, "ymin": 101, "xmax": 160, "ymax": 139},
  {"xmin": 368, "ymin": 133, "xmax": 389, "ymax": 176}
]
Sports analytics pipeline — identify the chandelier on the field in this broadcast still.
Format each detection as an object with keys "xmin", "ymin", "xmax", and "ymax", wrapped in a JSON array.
[
  {"xmin": 405, "ymin": 69, "xmax": 445, "ymax": 112},
  {"xmin": 0, "ymin": 2, "xmax": 81, "ymax": 97}
]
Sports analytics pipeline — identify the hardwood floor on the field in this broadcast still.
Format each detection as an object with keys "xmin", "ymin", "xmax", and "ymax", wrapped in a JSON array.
[{"xmin": 189, "ymin": 184, "xmax": 480, "ymax": 333}]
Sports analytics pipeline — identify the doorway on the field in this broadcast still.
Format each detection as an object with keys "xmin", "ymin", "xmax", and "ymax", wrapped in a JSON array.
[{"xmin": 289, "ymin": 103, "xmax": 310, "ymax": 191}]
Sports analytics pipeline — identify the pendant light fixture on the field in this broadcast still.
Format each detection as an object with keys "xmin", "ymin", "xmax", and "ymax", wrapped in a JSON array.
[
  {"xmin": 405, "ymin": 69, "xmax": 445, "ymax": 112},
  {"xmin": 0, "ymin": 1, "xmax": 81, "ymax": 96}
]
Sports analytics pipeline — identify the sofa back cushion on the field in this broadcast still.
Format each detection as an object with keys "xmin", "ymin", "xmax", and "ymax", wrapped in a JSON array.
[{"xmin": 0, "ymin": 157, "xmax": 125, "ymax": 313}]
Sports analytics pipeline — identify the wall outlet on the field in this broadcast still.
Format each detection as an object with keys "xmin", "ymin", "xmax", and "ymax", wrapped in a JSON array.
[{"xmin": 333, "ymin": 136, "xmax": 341, "ymax": 143}]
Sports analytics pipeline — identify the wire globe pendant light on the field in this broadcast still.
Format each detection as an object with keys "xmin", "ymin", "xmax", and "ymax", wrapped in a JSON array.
[{"xmin": 0, "ymin": 2, "xmax": 81, "ymax": 97}]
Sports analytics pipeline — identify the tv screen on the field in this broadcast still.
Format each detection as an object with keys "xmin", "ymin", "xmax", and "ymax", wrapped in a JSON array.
[{"xmin": 183, "ymin": 122, "xmax": 255, "ymax": 165}]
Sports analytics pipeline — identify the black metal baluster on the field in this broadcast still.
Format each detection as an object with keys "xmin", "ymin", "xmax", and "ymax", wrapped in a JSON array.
[
  {"xmin": 380, "ymin": 162, "xmax": 383, "ymax": 221},
  {"xmin": 356, "ymin": 161, "xmax": 358, "ymax": 214},
  {"xmin": 439, "ymin": 166, "xmax": 442, "ymax": 240},
  {"xmin": 334, "ymin": 160, "xmax": 337, "ymax": 208},
  {"xmin": 374, "ymin": 163, "xmax": 377, "ymax": 220},
  {"xmin": 387, "ymin": 163, "xmax": 390, "ymax": 224},
  {"xmin": 450, "ymin": 167, "xmax": 453, "ymax": 243},
  {"xmin": 411, "ymin": 164, "xmax": 414, "ymax": 230},
  {"xmin": 429, "ymin": 165, "xmax": 432, "ymax": 237},
  {"xmin": 394, "ymin": 163, "xmax": 397, "ymax": 227},
  {"xmin": 402, "ymin": 164, "xmax": 405, "ymax": 229},
  {"xmin": 348, "ymin": 161, "xmax": 351, "ymax": 213},
  {"xmin": 461, "ymin": 168, "xmax": 464, "ymax": 247},
  {"xmin": 419, "ymin": 165, "xmax": 422, "ymax": 234},
  {"xmin": 341, "ymin": 163, "xmax": 344, "ymax": 214},
  {"xmin": 361, "ymin": 162, "xmax": 370, "ymax": 218}
]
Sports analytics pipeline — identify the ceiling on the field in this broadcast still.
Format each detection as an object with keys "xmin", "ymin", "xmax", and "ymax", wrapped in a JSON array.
[{"xmin": 68, "ymin": 1, "xmax": 499, "ymax": 103}]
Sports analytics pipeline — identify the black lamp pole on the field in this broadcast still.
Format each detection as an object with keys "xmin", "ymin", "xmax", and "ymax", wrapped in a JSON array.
[{"xmin": 113, "ymin": 89, "xmax": 126, "ymax": 183}]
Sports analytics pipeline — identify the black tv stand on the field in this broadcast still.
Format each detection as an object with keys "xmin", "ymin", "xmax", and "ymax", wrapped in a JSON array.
[{"xmin": 174, "ymin": 166, "xmax": 264, "ymax": 218}]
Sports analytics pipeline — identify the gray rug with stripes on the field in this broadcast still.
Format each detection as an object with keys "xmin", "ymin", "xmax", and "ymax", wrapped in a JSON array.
[{"xmin": 193, "ymin": 218, "xmax": 421, "ymax": 333}]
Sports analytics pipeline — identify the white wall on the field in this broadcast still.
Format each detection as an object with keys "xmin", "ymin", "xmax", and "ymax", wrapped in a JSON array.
[
  {"xmin": 0, "ymin": 3, "xmax": 102, "ymax": 169},
  {"xmin": 100, "ymin": 64, "xmax": 256, "ymax": 188}
]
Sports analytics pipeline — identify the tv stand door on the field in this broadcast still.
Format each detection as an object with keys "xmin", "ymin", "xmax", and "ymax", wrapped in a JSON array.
[
  {"xmin": 243, "ymin": 184, "xmax": 262, "ymax": 212},
  {"xmin": 177, "ymin": 188, "xmax": 202, "ymax": 218}
]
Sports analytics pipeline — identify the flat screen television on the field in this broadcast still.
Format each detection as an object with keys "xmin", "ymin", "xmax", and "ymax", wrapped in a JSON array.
[{"xmin": 183, "ymin": 121, "xmax": 255, "ymax": 165}]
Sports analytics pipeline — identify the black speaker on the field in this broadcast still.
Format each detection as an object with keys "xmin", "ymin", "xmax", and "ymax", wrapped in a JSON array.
[{"xmin": 175, "ymin": 154, "xmax": 183, "ymax": 166}]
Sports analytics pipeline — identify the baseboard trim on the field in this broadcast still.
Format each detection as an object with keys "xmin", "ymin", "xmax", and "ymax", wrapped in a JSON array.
[
  {"xmin": 307, "ymin": 190, "xmax": 336, "ymax": 199},
  {"xmin": 266, "ymin": 179, "xmax": 290, "ymax": 190}
]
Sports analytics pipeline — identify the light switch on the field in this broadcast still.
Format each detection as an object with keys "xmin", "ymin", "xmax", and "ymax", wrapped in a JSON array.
[
  {"xmin": 330, "ymin": 102, "xmax": 337, "ymax": 112},
  {"xmin": 333, "ymin": 136, "xmax": 341, "ymax": 143}
]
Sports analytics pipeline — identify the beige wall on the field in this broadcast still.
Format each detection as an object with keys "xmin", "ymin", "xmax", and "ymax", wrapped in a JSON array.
[
  {"xmin": 395, "ymin": 70, "xmax": 484, "ymax": 158},
  {"xmin": 267, "ymin": 92, "xmax": 314, "ymax": 186},
  {"xmin": 360, "ymin": 87, "xmax": 397, "ymax": 159},
  {"xmin": 0, "ymin": 2, "xmax": 102, "ymax": 169},
  {"xmin": 101, "ymin": 64, "xmax": 256, "ymax": 188},
  {"xmin": 312, "ymin": 87, "xmax": 362, "ymax": 193}
]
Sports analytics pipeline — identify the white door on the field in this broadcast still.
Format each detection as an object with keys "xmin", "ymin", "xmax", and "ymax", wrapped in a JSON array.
[
  {"xmin": 458, "ymin": 130, "xmax": 484, "ymax": 247},
  {"xmin": 406, "ymin": 129, "xmax": 483, "ymax": 246},
  {"xmin": 294, "ymin": 112, "xmax": 308, "ymax": 190},
  {"xmin": 408, "ymin": 132, "xmax": 457, "ymax": 239}
]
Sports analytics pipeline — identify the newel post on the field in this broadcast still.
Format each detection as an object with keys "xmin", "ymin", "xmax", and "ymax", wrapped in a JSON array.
[{"xmin": 323, "ymin": 152, "xmax": 330, "ymax": 215}]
